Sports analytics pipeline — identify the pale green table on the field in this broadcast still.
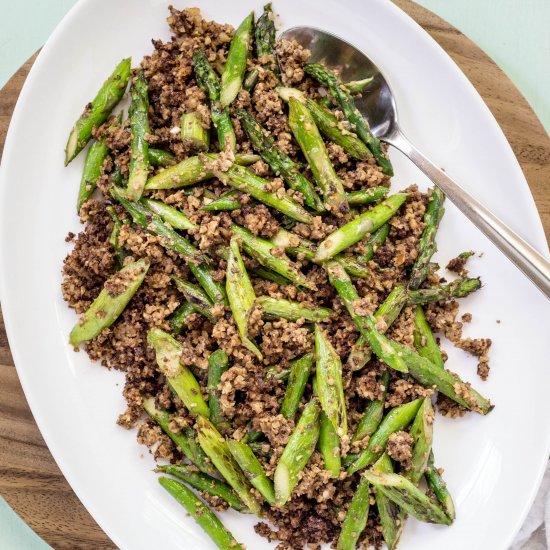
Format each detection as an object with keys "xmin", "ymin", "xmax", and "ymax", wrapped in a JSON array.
[{"xmin": 0, "ymin": 1, "xmax": 548, "ymax": 548}]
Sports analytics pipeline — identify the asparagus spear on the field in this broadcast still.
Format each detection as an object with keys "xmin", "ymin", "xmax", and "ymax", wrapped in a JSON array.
[
  {"xmin": 65, "ymin": 57, "xmax": 131, "ymax": 164},
  {"xmin": 171, "ymin": 301, "xmax": 195, "ymax": 335},
  {"xmin": 337, "ymin": 475, "xmax": 370, "ymax": 550},
  {"xmin": 207, "ymin": 350, "xmax": 230, "ymax": 431},
  {"xmin": 373, "ymin": 454, "xmax": 404, "ymax": 550},
  {"xmin": 77, "ymin": 138, "xmax": 109, "ymax": 211},
  {"xmin": 141, "ymin": 199, "xmax": 197, "ymax": 231},
  {"xmin": 110, "ymin": 187, "xmax": 226, "ymax": 305},
  {"xmin": 277, "ymin": 86, "xmax": 372, "ymax": 161},
  {"xmin": 144, "ymin": 153, "xmax": 259, "ymax": 190},
  {"xmin": 327, "ymin": 263, "xmax": 493, "ymax": 414},
  {"xmin": 158, "ymin": 464, "xmax": 246, "ymax": 512},
  {"xmin": 226, "ymin": 237, "xmax": 262, "ymax": 359},
  {"xmin": 106, "ymin": 206, "xmax": 127, "ymax": 268},
  {"xmin": 280, "ymin": 353, "xmax": 313, "ymax": 419},
  {"xmin": 314, "ymin": 193, "xmax": 409, "ymax": 262},
  {"xmin": 256, "ymin": 296, "xmax": 332, "ymax": 322},
  {"xmin": 124, "ymin": 70, "xmax": 150, "ymax": 200},
  {"xmin": 237, "ymin": 108, "xmax": 324, "ymax": 211},
  {"xmin": 304, "ymin": 63, "xmax": 393, "ymax": 175},
  {"xmin": 409, "ymin": 188, "xmax": 445, "ymax": 289},
  {"xmin": 315, "ymin": 325, "xmax": 347, "ymax": 436},
  {"xmin": 149, "ymin": 148, "xmax": 176, "ymax": 167},
  {"xmin": 216, "ymin": 164, "xmax": 313, "ymax": 223},
  {"xmin": 363, "ymin": 470, "xmax": 452, "ymax": 525},
  {"xmin": 147, "ymin": 328, "xmax": 210, "ymax": 417},
  {"xmin": 255, "ymin": 3, "xmax": 280, "ymax": 76},
  {"xmin": 69, "ymin": 258, "xmax": 149, "ymax": 346},
  {"xmin": 196, "ymin": 416, "xmax": 263, "ymax": 515},
  {"xmin": 181, "ymin": 112, "xmax": 210, "ymax": 151},
  {"xmin": 232, "ymin": 224, "xmax": 314, "ymax": 289},
  {"xmin": 243, "ymin": 70, "xmax": 259, "ymax": 92},
  {"xmin": 346, "ymin": 187, "xmax": 390, "ymax": 205},
  {"xmin": 251, "ymin": 266, "xmax": 291, "ymax": 285},
  {"xmin": 193, "ymin": 49, "xmax": 236, "ymax": 151},
  {"xmin": 158, "ymin": 477, "xmax": 244, "ymax": 550},
  {"xmin": 264, "ymin": 364, "xmax": 291, "ymax": 381},
  {"xmin": 344, "ymin": 77, "xmax": 374, "ymax": 94},
  {"xmin": 220, "ymin": 13, "xmax": 253, "ymax": 107},
  {"xmin": 288, "ymin": 97, "xmax": 349, "ymax": 215},
  {"xmin": 347, "ymin": 399, "xmax": 422, "ymax": 474},
  {"xmin": 201, "ymin": 191, "xmax": 242, "ymax": 212},
  {"xmin": 413, "ymin": 305, "xmax": 444, "ymax": 369},
  {"xmin": 142, "ymin": 397, "xmax": 215, "ymax": 475},
  {"xmin": 352, "ymin": 370, "xmax": 390, "ymax": 442},
  {"xmin": 356, "ymin": 223, "xmax": 390, "ymax": 262},
  {"xmin": 407, "ymin": 277, "xmax": 482, "ymax": 304},
  {"xmin": 172, "ymin": 277, "xmax": 215, "ymax": 322},
  {"xmin": 227, "ymin": 439, "xmax": 276, "ymax": 505},
  {"xmin": 318, "ymin": 411, "xmax": 341, "ymax": 477},
  {"xmin": 425, "ymin": 451, "xmax": 456, "ymax": 521},
  {"xmin": 274, "ymin": 398, "xmax": 321, "ymax": 505},
  {"xmin": 407, "ymin": 398, "xmax": 434, "ymax": 485}
]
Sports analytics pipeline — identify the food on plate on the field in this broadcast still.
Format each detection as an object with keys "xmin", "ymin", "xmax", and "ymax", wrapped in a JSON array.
[{"xmin": 62, "ymin": 3, "xmax": 493, "ymax": 548}]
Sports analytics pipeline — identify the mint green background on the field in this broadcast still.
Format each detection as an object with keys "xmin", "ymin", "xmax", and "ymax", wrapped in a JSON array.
[{"xmin": 0, "ymin": 1, "xmax": 548, "ymax": 548}]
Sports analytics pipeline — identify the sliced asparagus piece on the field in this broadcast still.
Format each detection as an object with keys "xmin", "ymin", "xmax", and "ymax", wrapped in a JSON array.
[
  {"xmin": 149, "ymin": 148, "xmax": 176, "ymax": 167},
  {"xmin": 363, "ymin": 470, "xmax": 452, "ymax": 525},
  {"xmin": 173, "ymin": 277, "xmax": 215, "ymax": 322},
  {"xmin": 207, "ymin": 350, "xmax": 230, "ymax": 431},
  {"xmin": 147, "ymin": 328, "xmax": 210, "ymax": 417},
  {"xmin": 407, "ymin": 277, "xmax": 482, "ymax": 304},
  {"xmin": 274, "ymin": 398, "xmax": 321, "ymax": 505},
  {"xmin": 337, "ymin": 475, "xmax": 370, "ymax": 550},
  {"xmin": 65, "ymin": 57, "xmax": 131, "ymax": 164},
  {"xmin": 318, "ymin": 411, "xmax": 341, "ymax": 477},
  {"xmin": 352, "ymin": 370, "xmax": 390, "ymax": 442},
  {"xmin": 196, "ymin": 416, "xmax": 263, "ymax": 516},
  {"xmin": 256, "ymin": 296, "xmax": 332, "ymax": 322},
  {"xmin": 425, "ymin": 451, "xmax": 456, "ymax": 521},
  {"xmin": 226, "ymin": 237, "xmax": 262, "ymax": 359},
  {"xmin": 407, "ymin": 398, "xmax": 434, "ymax": 485},
  {"xmin": 181, "ymin": 112, "xmax": 210, "ymax": 151},
  {"xmin": 280, "ymin": 353, "xmax": 314, "ymax": 419},
  {"xmin": 158, "ymin": 477, "xmax": 244, "ymax": 550},
  {"xmin": 227, "ymin": 439, "xmax": 276, "ymax": 505},
  {"xmin": 141, "ymin": 198, "xmax": 197, "ymax": 231},
  {"xmin": 69, "ymin": 258, "xmax": 149, "ymax": 346},
  {"xmin": 143, "ymin": 397, "xmax": 215, "ymax": 475},
  {"xmin": 77, "ymin": 138, "xmax": 108, "ymax": 212}
]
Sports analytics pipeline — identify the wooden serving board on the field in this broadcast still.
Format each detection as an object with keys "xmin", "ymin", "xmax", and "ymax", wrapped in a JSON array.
[{"xmin": 0, "ymin": 2, "xmax": 548, "ymax": 548}]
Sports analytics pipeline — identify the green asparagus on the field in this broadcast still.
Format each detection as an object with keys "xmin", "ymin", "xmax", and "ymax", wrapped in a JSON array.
[
  {"xmin": 344, "ymin": 77, "xmax": 374, "ymax": 94},
  {"xmin": 106, "ymin": 205, "xmax": 127, "ymax": 268},
  {"xmin": 255, "ymin": 3, "xmax": 279, "ymax": 76},
  {"xmin": 304, "ymin": 63, "xmax": 393, "ymax": 175},
  {"xmin": 142, "ymin": 397, "xmax": 215, "ymax": 475},
  {"xmin": 280, "ymin": 353, "xmax": 313, "ymax": 419},
  {"xmin": 173, "ymin": 277, "xmax": 215, "ymax": 322},
  {"xmin": 149, "ymin": 148, "xmax": 176, "ymax": 167},
  {"xmin": 274, "ymin": 398, "xmax": 321, "ymax": 505},
  {"xmin": 315, "ymin": 193, "xmax": 408, "ymax": 261},
  {"xmin": 227, "ymin": 439, "xmax": 276, "ymax": 505},
  {"xmin": 65, "ymin": 57, "xmax": 131, "ymax": 164},
  {"xmin": 141, "ymin": 198, "xmax": 197, "ymax": 231},
  {"xmin": 77, "ymin": 138, "xmax": 109, "ymax": 211},
  {"xmin": 425, "ymin": 451, "xmax": 456, "ymax": 521},
  {"xmin": 315, "ymin": 324, "xmax": 347, "ymax": 436},
  {"xmin": 346, "ymin": 187, "xmax": 390, "ymax": 205},
  {"xmin": 196, "ymin": 416, "xmax": 263, "ymax": 515},
  {"xmin": 69, "ymin": 258, "xmax": 149, "ymax": 346},
  {"xmin": 171, "ymin": 301, "xmax": 195, "ymax": 335},
  {"xmin": 201, "ymin": 191, "xmax": 242, "ymax": 212},
  {"xmin": 158, "ymin": 477, "xmax": 244, "ymax": 550},
  {"xmin": 407, "ymin": 277, "xmax": 482, "ymax": 304},
  {"xmin": 288, "ymin": 97, "xmax": 349, "ymax": 215},
  {"xmin": 237, "ymin": 108, "xmax": 324, "ymax": 211},
  {"xmin": 407, "ymin": 397, "xmax": 434, "ymax": 484},
  {"xmin": 147, "ymin": 328, "xmax": 210, "ymax": 417},
  {"xmin": 413, "ymin": 305, "xmax": 444, "ymax": 369},
  {"xmin": 409, "ymin": 188, "xmax": 445, "ymax": 289},
  {"xmin": 337, "ymin": 475, "xmax": 370, "ymax": 550},
  {"xmin": 207, "ymin": 350, "xmax": 230, "ymax": 431},
  {"xmin": 363, "ymin": 470, "xmax": 452, "ymax": 525},
  {"xmin": 158, "ymin": 464, "xmax": 247, "ymax": 512},
  {"xmin": 216, "ymin": 164, "xmax": 313, "ymax": 223},
  {"xmin": 144, "ymin": 153, "xmax": 259, "ymax": 190},
  {"xmin": 226, "ymin": 237, "xmax": 263, "ymax": 359},
  {"xmin": 181, "ymin": 112, "xmax": 210, "ymax": 151},
  {"xmin": 256, "ymin": 296, "xmax": 332, "ymax": 322},
  {"xmin": 232, "ymin": 224, "xmax": 314, "ymax": 289},
  {"xmin": 220, "ymin": 13, "xmax": 253, "ymax": 107},
  {"xmin": 318, "ymin": 411, "xmax": 341, "ymax": 477},
  {"xmin": 347, "ymin": 399, "xmax": 422, "ymax": 474},
  {"xmin": 352, "ymin": 370, "xmax": 390, "ymax": 442},
  {"xmin": 193, "ymin": 49, "xmax": 236, "ymax": 151}
]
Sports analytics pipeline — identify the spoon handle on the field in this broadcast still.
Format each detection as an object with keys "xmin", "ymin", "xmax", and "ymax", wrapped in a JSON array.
[{"xmin": 388, "ymin": 130, "xmax": 550, "ymax": 299}]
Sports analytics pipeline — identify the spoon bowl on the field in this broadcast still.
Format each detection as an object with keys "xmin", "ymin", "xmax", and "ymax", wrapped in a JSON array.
[{"xmin": 280, "ymin": 26, "xmax": 550, "ymax": 298}]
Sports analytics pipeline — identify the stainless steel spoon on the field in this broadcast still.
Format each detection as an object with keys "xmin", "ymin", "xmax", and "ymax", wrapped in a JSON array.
[{"xmin": 280, "ymin": 26, "xmax": 550, "ymax": 299}]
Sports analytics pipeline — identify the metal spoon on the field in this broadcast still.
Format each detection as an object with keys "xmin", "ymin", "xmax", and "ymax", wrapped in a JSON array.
[{"xmin": 280, "ymin": 26, "xmax": 550, "ymax": 299}]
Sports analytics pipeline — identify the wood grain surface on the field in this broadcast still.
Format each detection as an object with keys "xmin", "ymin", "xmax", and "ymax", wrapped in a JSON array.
[{"xmin": 0, "ymin": 2, "xmax": 548, "ymax": 548}]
